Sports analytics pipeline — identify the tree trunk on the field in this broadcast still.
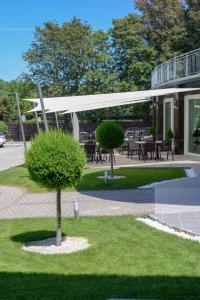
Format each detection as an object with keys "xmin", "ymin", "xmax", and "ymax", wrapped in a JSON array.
[
  {"xmin": 56, "ymin": 189, "xmax": 62, "ymax": 246},
  {"xmin": 110, "ymin": 149, "xmax": 114, "ymax": 178}
]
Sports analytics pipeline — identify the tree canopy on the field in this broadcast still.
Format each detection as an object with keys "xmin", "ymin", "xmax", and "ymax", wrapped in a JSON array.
[{"xmin": 2, "ymin": 1, "xmax": 200, "ymax": 124}]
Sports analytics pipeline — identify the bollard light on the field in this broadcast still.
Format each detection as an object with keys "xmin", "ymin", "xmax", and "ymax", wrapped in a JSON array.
[
  {"xmin": 73, "ymin": 199, "xmax": 79, "ymax": 220},
  {"xmin": 104, "ymin": 169, "xmax": 108, "ymax": 184}
]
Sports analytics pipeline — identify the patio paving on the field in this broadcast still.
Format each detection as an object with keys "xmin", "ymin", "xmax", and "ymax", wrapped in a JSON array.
[
  {"xmin": 151, "ymin": 174, "xmax": 200, "ymax": 235},
  {"xmin": 0, "ymin": 186, "xmax": 154, "ymax": 219}
]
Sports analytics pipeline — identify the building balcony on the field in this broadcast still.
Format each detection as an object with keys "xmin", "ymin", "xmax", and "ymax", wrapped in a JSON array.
[{"xmin": 151, "ymin": 48, "xmax": 200, "ymax": 89}]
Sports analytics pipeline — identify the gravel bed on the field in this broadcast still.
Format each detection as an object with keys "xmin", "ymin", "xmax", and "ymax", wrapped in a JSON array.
[
  {"xmin": 137, "ymin": 217, "xmax": 200, "ymax": 243},
  {"xmin": 22, "ymin": 236, "xmax": 90, "ymax": 255}
]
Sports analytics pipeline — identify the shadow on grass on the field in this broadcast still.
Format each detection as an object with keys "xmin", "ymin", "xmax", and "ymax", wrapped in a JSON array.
[
  {"xmin": 11, "ymin": 230, "xmax": 56, "ymax": 243},
  {"xmin": 76, "ymin": 170, "xmax": 154, "ymax": 205},
  {"xmin": 0, "ymin": 272, "xmax": 199, "ymax": 299}
]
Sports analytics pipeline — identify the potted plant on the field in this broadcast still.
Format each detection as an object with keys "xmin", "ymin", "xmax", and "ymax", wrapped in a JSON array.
[
  {"xmin": 166, "ymin": 128, "xmax": 174, "ymax": 140},
  {"xmin": 149, "ymin": 127, "xmax": 156, "ymax": 140}
]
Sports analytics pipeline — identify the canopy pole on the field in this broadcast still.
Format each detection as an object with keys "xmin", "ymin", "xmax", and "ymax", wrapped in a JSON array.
[
  {"xmin": 55, "ymin": 112, "xmax": 59, "ymax": 130},
  {"xmin": 34, "ymin": 102, "xmax": 40, "ymax": 133},
  {"xmin": 37, "ymin": 84, "xmax": 49, "ymax": 132},
  {"xmin": 71, "ymin": 113, "xmax": 79, "ymax": 141}
]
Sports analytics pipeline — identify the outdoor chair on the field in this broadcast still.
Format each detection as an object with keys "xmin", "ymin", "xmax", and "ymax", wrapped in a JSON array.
[
  {"xmin": 159, "ymin": 140, "xmax": 174, "ymax": 161},
  {"xmin": 84, "ymin": 144, "xmax": 96, "ymax": 162},
  {"xmin": 118, "ymin": 140, "xmax": 129, "ymax": 155},
  {"xmin": 141, "ymin": 142, "xmax": 156, "ymax": 162},
  {"xmin": 80, "ymin": 132, "xmax": 91, "ymax": 142},
  {"xmin": 128, "ymin": 140, "xmax": 141, "ymax": 160}
]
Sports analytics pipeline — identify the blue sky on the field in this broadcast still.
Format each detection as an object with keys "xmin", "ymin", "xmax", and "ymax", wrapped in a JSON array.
[{"xmin": 0, "ymin": 0, "xmax": 135, "ymax": 81}]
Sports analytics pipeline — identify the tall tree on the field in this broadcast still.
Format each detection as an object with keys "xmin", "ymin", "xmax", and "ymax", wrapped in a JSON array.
[
  {"xmin": 24, "ymin": 18, "xmax": 93, "ymax": 96},
  {"xmin": 80, "ymin": 30, "xmax": 120, "ymax": 94},
  {"xmin": 135, "ymin": 0, "xmax": 186, "ymax": 63},
  {"xmin": 110, "ymin": 14, "xmax": 155, "ymax": 90},
  {"xmin": 185, "ymin": 0, "xmax": 200, "ymax": 51}
]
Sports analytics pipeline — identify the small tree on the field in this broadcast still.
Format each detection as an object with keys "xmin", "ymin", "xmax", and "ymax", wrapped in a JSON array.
[
  {"xmin": 25, "ymin": 130, "xmax": 86, "ymax": 246},
  {"xmin": 0, "ymin": 121, "xmax": 8, "ymax": 135},
  {"xmin": 96, "ymin": 121, "xmax": 124, "ymax": 178}
]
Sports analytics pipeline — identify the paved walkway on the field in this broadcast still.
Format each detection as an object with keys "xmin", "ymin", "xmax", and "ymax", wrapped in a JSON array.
[
  {"xmin": 0, "ymin": 143, "xmax": 25, "ymax": 171},
  {"xmin": 151, "ymin": 173, "xmax": 200, "ymax": 235},
  {"xmin": 0, "ymin": 186, "xmax": 154, "ymax": 219}
]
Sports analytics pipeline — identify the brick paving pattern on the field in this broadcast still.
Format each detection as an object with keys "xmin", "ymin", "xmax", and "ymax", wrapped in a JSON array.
[{"xmin": 0, "ymin": 186, "xmax": 154, "ymax": 219}]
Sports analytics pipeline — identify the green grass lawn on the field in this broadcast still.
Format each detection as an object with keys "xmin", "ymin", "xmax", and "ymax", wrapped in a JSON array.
[
  {"xmin": 0, "ymin": 165, "xmax": 186, "ymax": 192},
  {"xmin": 0, "ymin": 216, "xmax": 200, "ymax": 299}
]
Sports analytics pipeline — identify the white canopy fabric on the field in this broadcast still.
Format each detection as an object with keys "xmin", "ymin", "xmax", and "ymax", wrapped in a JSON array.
[{"xmin": 26, "ymin": 88, "xmax": 200, "ymax": 114}]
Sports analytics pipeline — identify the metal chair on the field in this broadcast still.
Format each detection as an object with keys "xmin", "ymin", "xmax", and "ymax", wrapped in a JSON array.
[
  {"xmin": 128, "ymin": 140, "xmax": 142, "ymax": 160},
  {"xmin": 142, "ymin": 142, "xmax": 156, "ymax": 162},
  {"xmin": 84, "ymin": 144, "xmax": 96, "ymax": 162},
  {"xmin": 159, "ymin": 140, "xmax": 174, "ymax": 161}
]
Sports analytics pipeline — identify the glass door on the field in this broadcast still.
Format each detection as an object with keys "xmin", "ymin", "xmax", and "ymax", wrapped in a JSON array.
[{"xmin": 188, "ymin": 99, "xmax": 200, "ymax": 154}]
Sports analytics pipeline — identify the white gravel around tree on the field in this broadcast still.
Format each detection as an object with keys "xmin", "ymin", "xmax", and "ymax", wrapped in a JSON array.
[{"xmin": 22, "ymin": 236, "xmax": 90, "ymax": 255}]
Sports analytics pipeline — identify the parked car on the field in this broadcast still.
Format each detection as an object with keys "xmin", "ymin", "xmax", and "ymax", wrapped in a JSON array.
[{"xmin": 0, "ymin": 131, "xmax": 6, "ymax": 147}]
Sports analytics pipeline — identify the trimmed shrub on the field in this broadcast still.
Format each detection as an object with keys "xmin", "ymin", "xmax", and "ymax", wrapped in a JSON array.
[
  {"xmin": 25, "ymin": 130, "xmax": 86, "ymax": 245},
  {"xmin": 96, "ymin": 121, "xmax": 124, "ymax": 177},
  {"xmin": 0, "ymin": 121, "xmax": 8, "ymax": 135}
]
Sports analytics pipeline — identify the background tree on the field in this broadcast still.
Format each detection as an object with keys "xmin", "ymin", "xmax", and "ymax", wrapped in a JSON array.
[
  {"xmin": 25, "ymin": 130, "xmax": 86, "ymax": 246},
  {"xmin": 24, "ymin": 18, "xmax": 93, "ymax": 96},
  {"xmin": 110, "ymin": 14, "xmax": 155, "ymax": 90},
  {"xmin": 184, "ymin": 0, "xmax": 200, "ymax": 51},
  {"xmin": 96, "ymin": 121, "xmax": 124, "ymax": 178},
  {"xmin": 0, "ymin": 79, "xmax": 35, "ymax": 123},
  {"xmin": 0, "ymin": 121, "xmax": 8, "ymax": 135},
  {"xmin": 135, "ymin": 0, "xmax": 186, "ymax": 63}
]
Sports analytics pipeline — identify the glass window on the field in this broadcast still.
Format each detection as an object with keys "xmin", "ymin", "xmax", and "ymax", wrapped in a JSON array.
[{"xmin": 188, "ymin": 99, "xmax": 200, "ymax": 154}]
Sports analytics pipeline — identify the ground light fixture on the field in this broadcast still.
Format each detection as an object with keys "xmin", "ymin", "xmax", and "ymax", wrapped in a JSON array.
[
  {"xmin": 104, "ymin": 169, "xmax": 108, "ymax": 184},
  {"xmin": 73, "ymin": 199, "xmax": 79, "ymax": 219}
]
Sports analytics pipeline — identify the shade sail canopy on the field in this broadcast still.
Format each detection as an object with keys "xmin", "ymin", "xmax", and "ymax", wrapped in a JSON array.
[{"xmin": 26, "ymin": 88, "xmax": 200, "ymax": 114}]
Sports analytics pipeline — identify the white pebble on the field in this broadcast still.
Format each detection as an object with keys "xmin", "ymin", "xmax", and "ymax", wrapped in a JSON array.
[
  {"xmin": 22, "ymin": 236, "xmax": 90, "ymax": 255},
  {"xmin": 137, "ymin": 217, "xmax": 200, "ymax": 243}
]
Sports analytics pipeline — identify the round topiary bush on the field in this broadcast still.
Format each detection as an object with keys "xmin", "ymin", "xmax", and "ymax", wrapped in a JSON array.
[
  {"xmin": 96, "ymin": 121, "xmax": 124, "ymax": 177},
  {"xmin": 0, "ymin": 121, "xmax": 8, "ymax": 135},
  {"xmin": 25, "ymin": 130, "xmax": 86, "ymax": 246}
]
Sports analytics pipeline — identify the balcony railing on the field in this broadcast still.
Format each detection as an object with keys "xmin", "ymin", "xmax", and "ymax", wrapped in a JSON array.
[{"xmin": 151, "ymin": 48, "xmax": 200, "ymax": 89}]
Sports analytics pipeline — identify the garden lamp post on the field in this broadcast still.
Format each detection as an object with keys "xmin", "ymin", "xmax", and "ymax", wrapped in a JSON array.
[{"xmin": 15, "ymin": 92, "xmax": 27, "ymax": 151}]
